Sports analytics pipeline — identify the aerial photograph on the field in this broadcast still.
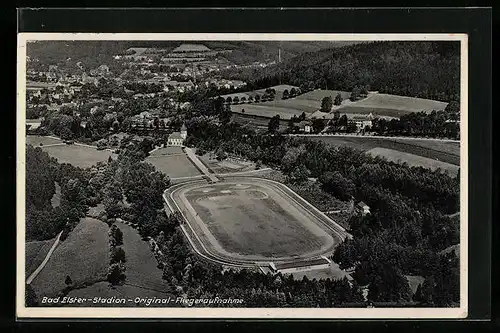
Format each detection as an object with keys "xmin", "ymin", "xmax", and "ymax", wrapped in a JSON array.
[{"xmin": 22, "ymin": 38, "xmax": 461, "ymax": 309}]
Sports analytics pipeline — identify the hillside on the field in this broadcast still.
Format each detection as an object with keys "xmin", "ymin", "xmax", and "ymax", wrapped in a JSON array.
[
  {"xmin": 26, "ymin": 40, "xmax": 361, "ymax": 71},
  {"xmin": 220, "ymin": 41, "xmax": 460, "ymax": 102}
]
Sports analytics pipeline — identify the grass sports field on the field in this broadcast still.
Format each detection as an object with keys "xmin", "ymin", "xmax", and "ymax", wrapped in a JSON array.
[
  {"xmin": 171, "ymin": 178, "xmax": 343, "ymax": 263},
  {"xmin": 38, "ymin": 144, "xmax": 117, "ymax": 168},
  {"xmin": 311, "ymin": 136, "xmax": 460, "ymax": 165},
  {"xmin": 30, "ymin": 218, "xmax": 109, "ymax": 297},
  {"xmin": 367, "ymin": 147, "xmax": 459, "ymax": 176},
  {"xmin": 146, "ymin": 147, "xmax": 201, "ymax": 179}
]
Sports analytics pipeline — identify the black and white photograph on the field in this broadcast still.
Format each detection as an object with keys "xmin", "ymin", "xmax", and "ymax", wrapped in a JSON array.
[{"xmin": 16, "ymin": 33, "xmax": 467, "ymax": 319}]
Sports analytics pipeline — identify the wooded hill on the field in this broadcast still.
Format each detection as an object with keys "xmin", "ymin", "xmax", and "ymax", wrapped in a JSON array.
[{"xmin": 221, "ymin": 41, "xmax": 461, "ymax": 102}]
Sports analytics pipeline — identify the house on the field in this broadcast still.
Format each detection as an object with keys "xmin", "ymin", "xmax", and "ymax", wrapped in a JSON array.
[
  {"xmin": 351, "ymin": 116, "xmax": 372, "ymax": 131},
  {"xmin": 167, "ymin": 132, "xmax": 184, "ymax": 146},
  {"xmin": 167, "ymin": 123, "xmax": 187, "ymax": 146},
  {"xmin": 297, "ymin": 120, "xmax": 312, "ymax": 133},
  {"xmin": 357, "ymin": 201, "xmax": 370, "ymax": 216}
]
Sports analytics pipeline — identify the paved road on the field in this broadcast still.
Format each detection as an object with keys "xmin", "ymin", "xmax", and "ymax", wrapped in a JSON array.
[{"xmin": 184, "ymin": 147, "xmax": 219, "ymax": 183}]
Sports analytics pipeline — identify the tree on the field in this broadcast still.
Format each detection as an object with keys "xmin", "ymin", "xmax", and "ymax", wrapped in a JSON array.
[
  {"xmin": 65, "ymin": 275, "xmax": 73, "ymax": 286},
  {"xmin": 110, "ymin": 246, "xmax": 126, "ymax": 264},
  {"xmin": 350, "ymin": 86, "xmax": 361, "ymax": 101},
  {"xmin": 290, "ymin": 87, "xmax": 297, "ymax": 97},
  {"xmin": 312, "ymin": 118, "xmax": 326, "ymax": 133},
  {"xmin": 320, "ymin": 96, "xmax": 333, "ymax": 112},
  {"xmin": 107, "ymin": 263, "xmax": 126, "ymax": 285},
  {"xmin": 334, "ymin": 93, "xmax": 343, "ymax": 106},
  {"xmin": 254, "ymin": 94, "xmax": 261, "ymax": 103},
  {"xmin": 268, "ymin": 115, "xmax": 281, "ymax": 133},
  {"xmin": 233, "ymin": 96, "xmax": 239, "ymax": 104},
  {"xmin": 282, "ymin": 89, "xmax": 289, "ymax": 100},
  {"xmin": 226, "ymin": 96, "xmax": 232, "ymax": 104},
  {"xmin": 240, "ymin": 96, "xmax": 247, "ymax": 103},
  {"xmin": 318, "ymin": 171, "xmax": 355, "ymax": 201}
]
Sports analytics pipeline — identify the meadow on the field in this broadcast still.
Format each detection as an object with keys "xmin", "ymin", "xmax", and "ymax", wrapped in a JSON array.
[
  {"xmin": 40, "ymin": 144, "xmax": 117, "ymax": 168},
  {"xmin": 25, "ymin": 239, "xmax": 55, "ymax": 278},
  {"xmin": 367, "ymin": 147, "xmax": 459, "ymax": 176},
  {"xmin": 311, "ymin": 135, "xmax": 460, "ymax": 165},
  {"xmin": 30, "ymin": 218, "xmax": 110, "ymax": 297}
]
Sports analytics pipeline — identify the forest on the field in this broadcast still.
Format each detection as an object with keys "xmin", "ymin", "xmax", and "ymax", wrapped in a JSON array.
[
  {"xmin": 26, "ymin": 146, "xmax": 92, "ymax": 241},
  {"xmin": 219, "ymin": 41, "xmax": 460, "ymax": 102}
]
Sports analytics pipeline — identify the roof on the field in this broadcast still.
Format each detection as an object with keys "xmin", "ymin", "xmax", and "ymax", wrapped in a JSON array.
[
  {"xmin": 172, "ymin": 44, "xmax": 211, "ymax": 53},
  {"xmin": 357, "ymin": 201, "xmax": 369, "ymax": 208},
  {"xmin": 309, "ymin": 110, "xmax": 337, "ymax": 120},
  {"xmin": 297, "ymin": 120, "xmax": 312, "ymax": 127},
  {"xmin": 274, "ymin": 258, "xmax": 329, "ymax": 270},
  {"xmin": 181, "ymin": 123, "xmax": 187, "ymax": 131},
  {"xmin": 168, "ymin": 132, "xmax": 183, "ymax": 140}
]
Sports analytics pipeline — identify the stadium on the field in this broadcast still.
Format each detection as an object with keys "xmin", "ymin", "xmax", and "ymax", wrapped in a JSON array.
[{"xmin": 164, "ymin": 177, "xmax": 351, "ymax": 273}]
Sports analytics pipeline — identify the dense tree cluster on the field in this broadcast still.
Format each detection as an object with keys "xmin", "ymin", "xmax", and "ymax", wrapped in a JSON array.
[
  {"xmin": 371, "ymin": 108, "xmax": 460, "ymax": 139},
  {"xmin": 26, "ymin": 145, "xmax": 91, "ymax": 241}
]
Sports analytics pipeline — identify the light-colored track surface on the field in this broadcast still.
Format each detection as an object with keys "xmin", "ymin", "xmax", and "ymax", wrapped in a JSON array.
[{"xmin": 164, "ymin": 177, "xmax": 350, "ymax": 268}]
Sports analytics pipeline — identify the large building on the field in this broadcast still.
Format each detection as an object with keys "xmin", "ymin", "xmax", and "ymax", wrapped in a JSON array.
[{"xmin": 167, "ymin": 123, "xmax": 188, "ymax": 146}]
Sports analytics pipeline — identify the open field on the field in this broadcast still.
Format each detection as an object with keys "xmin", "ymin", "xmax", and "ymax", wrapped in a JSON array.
[
  {"xmin": 367, "ymin": 147, "xmax": 459, "ymax": 176},
  {"xmin": 26, "ymin": 135, "xmax": 63, "ymax": 147},
  {"xmin": 30, "ymin": 218, "xmax": 109, "ymax": 297},
  {"xmin": 113, "ymin": 221, "xmax": 172, "ymax": 292},
  {"xmin": 351, "ymin": 93, "xmax": 448, "ymax": 113},
  {"xmin": 38, "ymin": 144, "xmax": 117, "ymax": 168},
  {"xmin": 168, "ymin": 178, "xmax": 347, "ymax": 266},
  {"xmin": 146, "ymin": 149, "xmax": 202, "ymax": 179},
  {"xmin": 295, "ymin": 89, "xmax": 351, "ymax": 102},
  {"xmin": 310, "ymin": 135, "xmax": 460, "ymax": 165},
  {"xmin": 406, "ymin": 275, "xmax": 425, "ymax": 295},
  {"xmin": 25, "ymin": 239, "xmax": 55, "ymax": 278},
  {"xmin": 50, "ymin": 182, "xmax": 61, "ymax": 208}
]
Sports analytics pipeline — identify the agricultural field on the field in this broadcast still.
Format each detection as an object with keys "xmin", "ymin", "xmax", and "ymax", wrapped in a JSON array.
[
  {"xmin": 25, "ymin": 238, "xmax": 55, "ymax": 277},
  {"xmin": 30, "ymin": 218, "xmax": 110, "ymax": 297},
  {"xmin": 50, "ymin": 182, "xmax": 61, "ymax": 208},
  {"xmin": 311, "ymin": 135, "xmax": 460, "ymax": 165},
  {"xmin": 228, "ymin": 89, "xmax": 448, "ymax": 121},
  {"xmin": 26, "ymin": 135, "xmax": 63, "ymax": 147},
  {"xmin": 352, "ymin": 93, "xmax": 448, "ymax": 113},
  {"xmin": 367, "ymin": 147, "xmax": 459, "ymax": 176},
  {"xmin": 295, "ymin": 89, "xmax": 351, "ymax": 102},
  {"xmin": 146, "ymin": 148, "xmax": 202, "ymax": 179},
  {"xmin": 173, "ymin": 179, "xmax": 339, "ymax": 261}
]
